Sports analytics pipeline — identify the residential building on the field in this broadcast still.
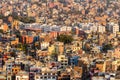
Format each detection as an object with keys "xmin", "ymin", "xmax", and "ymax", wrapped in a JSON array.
[{"xmin": 58, "ymin": 55, "xmax": 68, "ymax": 68}]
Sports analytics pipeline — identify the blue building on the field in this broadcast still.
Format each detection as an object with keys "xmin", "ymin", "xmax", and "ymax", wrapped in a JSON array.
[{"xmin": 70, "ymin": 56, "xmax": 80, "ymax": 66}]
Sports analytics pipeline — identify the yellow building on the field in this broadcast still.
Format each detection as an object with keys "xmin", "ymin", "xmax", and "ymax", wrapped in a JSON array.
[
  {"xmin": 12, "ymin": 20, "xmax": 19, "ymax": 30},
  {"xmin": 48, "ymin": 45, "xmax": 55, "ymax": 55},
  {"xmin": 11, "ymin": 38, "xmax": 19, "ymax": 45}
]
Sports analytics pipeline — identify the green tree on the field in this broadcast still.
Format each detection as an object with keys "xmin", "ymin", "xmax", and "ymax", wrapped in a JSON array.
[
  {"xmin": 102, "ymin": 44, "xmax": 113, "ymax": 52},
  {"xmin": 57, "ymin": 34, "xmax": 73, "ymax": 44},
  {"xmin": 0, "ymin": 29, "xmax": 3, "ymax": 33},
  {"xmin": 0, "ymin": 14, "xmax": 4, "ymax": 19},
  {"xmin": 9, "ymin": 14, "xmax": 35, "ymax": 23},
  {"xmin": 14, "ymin": 30, "xmax": 21, "ymax": 38},
  {"xmin": 20, "ymin": 17, "xmax": 35, "ymax": 23}
]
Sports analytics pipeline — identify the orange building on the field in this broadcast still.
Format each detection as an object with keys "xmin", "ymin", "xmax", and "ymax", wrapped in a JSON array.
[
  {"xmin": 49, "ymin": 31, "xmax": 58, "ymax": 38},
  {"xmin": 12, "ymin": 66, "xmax": 21, "ymax": 74},
  {"xmin": 96, "ymin": 61, "xmax": 106, "ymax": 72},
  {"xmin": 21, "ymin": 35, "xmax": 33, "ymax": 44},
  {"xmin": 10, "ymin": 38, "xmax": 19, "ymax": 45},
  {"xmin": 3, "ymin": 23, "xmax": 8, "ymax": 32}
]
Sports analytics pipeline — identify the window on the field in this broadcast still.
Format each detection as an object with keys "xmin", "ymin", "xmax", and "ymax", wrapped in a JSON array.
[
  {"xmin": 52, "ymin": 77, "xmax": 55, "ymax": 79},
  {"xmin": 17, "ymin": 77, "xmax": 19, "ymax": 80},
  {"xmin": 61, "ymin": 57, "xmax": 64, "ymax": 59},
  {"xmin": 65, "ymin": 63, "xmax": 67, "ymax": 65},
  {"xmin": 61, "ymin": 60, "xmax": 63, "ymax": 62},
  {"xmin": 8, "ymin": 78, "xmax": 10, "ymax": 80},
  {"xmin": 39, "ymin": 73, "xmax": 42, "ymax": 75},
  {"xmin": 44, "ymin": 73, "xmax": 47, "ymax": 75},
  {"xmin": 40, "ymin": 77, "xmax": 43, "ymax": 79},
  {"xmin": 48, "ymin": 73, "xmax": 51, "ymax": 75},
  {"xmin": 65, "ymin": 61, "xmax": 67, "ymax": 62},
  {"xmin": 53, "ymin": 73, "xmax": 55, "ymax": 75},
  {"xmin": 44, "ymin": 76, "xmax": 47, "ymax": 79},
  {"xmin": 36, "ymin": 76, "xmax": 39, "ymax": 79},
  {"xmin": 72, "ymin": 59, "xmax": 74, "ymax": 61},
  {"xmin": 48, "ymin": 77, "xmax": 51, "ymax": 79}
]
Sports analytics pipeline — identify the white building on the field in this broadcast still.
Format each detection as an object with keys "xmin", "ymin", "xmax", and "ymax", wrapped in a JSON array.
[
  {"xmin": 35, "ymin": 67, "xmax": 57, "ymax": 80},
  {"xmin": 16, "ymin": 71, "xmax": 29, "ymax": 80},
  {"xmin": 60, "ymin": 26, "xmax": 72, "ymax": 32},
  {"xmin": 5, "ymin": 60, "xmax": 14, "ymax": 72},
  {"xmin": 97, "ymin": 25, "xmax": 106, "ymax": 33},
  {"xmin": 107, "ymin": 22, "xmax": 119, "ymax": 35},
  {"xmin": 40, "ymin": 42, "xmax": 49, "ymax": 50},
  {"xmin": 79, "ymin": 23, "xmax": 100, "ymax": 33}
]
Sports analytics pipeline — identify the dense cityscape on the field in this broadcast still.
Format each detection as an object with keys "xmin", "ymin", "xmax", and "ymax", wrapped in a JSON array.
[{"xmin": 0, "ymin": 0, "xmax": 120, "ymax": 80}]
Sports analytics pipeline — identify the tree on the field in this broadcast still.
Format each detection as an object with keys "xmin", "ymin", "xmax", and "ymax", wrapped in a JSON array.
[
  {"xmin": 20, "ymin": 17, "xmax": 35, "ymax": 23},
  {"xmin": 102, "ymin": 44, "xmax": 113, "ymax": 52},
  {"xmin": 14, "ymin": 30, "xmax": 20, "ymax": 38},
  {"xmin": 10, "ymin": 52, "xmax": 16, "ymax": 57},
  {"xmin": 0, "ymin": 29, "xmax": 3, "ymax": 33},
  {"xmin": 57, "ymin": 34, "xmax": 73, "ymax": 44},
  {"xmin": 0, "ymin": 14, "xmax": 4, "ymax": 19}
]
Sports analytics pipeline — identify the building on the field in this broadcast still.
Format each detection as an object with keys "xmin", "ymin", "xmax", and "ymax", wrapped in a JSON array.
[
  {"xmin": 58, "ymin": 72, "xmax": 70, "ymax": 80},
  {"xmin": 35, "ymin": 68, "xmax": 57, "ymax": 80},
  {"xmin": 97, "ymin": 25, "xmax": 106, "ymax": 33},
  {"xmin": 5, "ymin": 60, "xmax": 14, "ymax": 72},
  {"xmin": 54, "ymin": 42, "xmax": 64, "ymax": 54},
  {"xmin": 60, "ymin": 26, "xmax": 72, "ymax": 32},
  {"xmin": 71, "ymin": 66, "xmax": 83, "ymax": 80},
  {"xmin": 0, "ymin": 73, "xmax": 6, "ymax": 80},
  {"xmin": 40, "ymin": 42, "xmax": 49, "ymax": 50},
  {"xmin": 107, "ymin": 22, "xmax": 119, "ymax": 36},
  {"xmin": 95, "ymin": 60, "xmax": 106, "ymax": 72},
  {"xmin": 71, "ymin": 41, "xmax": 82, "ymax": 52},
  {"xmin": 21, "ymin": 35, "xmax": 34, "ymax": 44},
  {"xmin": 70, "ymin": 56, "xmax": 80, "ymax": 66},
  {"xmin": 16, "ymin": 71, "xmax": 29, "ymax": 80},
  {"xmin": 58, "ymin": 55, "xmax": 68, "ymax": 68},
  {"xmin": 12, "ymin": 66, "xmax": 21, "ymax": 74},
  {"xmin": 48, "ymin": 45, "xmax": 55, "ymax": 55}
]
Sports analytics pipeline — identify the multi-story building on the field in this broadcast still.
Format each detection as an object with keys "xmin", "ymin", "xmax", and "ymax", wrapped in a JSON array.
[
  {"xmin": 70, "ymin": 56, "xmax": 80, "ymax": 66},
  {"xmin": 40, "ymin": 42, "xmax": 49, "ymax": 50},
  {"xmin": 97, "ymin": 25, "xmax": 106, "ymax": 33},
  {"xmin": 58, "ymin": 55, "xmax": 68, "ymax": 68},
  {"xmin": 16, "ymin": 71, "xmax": 29, "ymax": 80},
  {"xmin": 95, "ymin": 59, "xmax": 106, "ymax": 72},
  {"xmin": 54, "ymin": 42, "xmax": 64, "ymax": 54},
  {"xmin": 107, "ymin": 22, "xmax": 119, "ymax": 35},
  {"xmin": 60, "ymin": 26, "xmax": 72, "ymax": 32},
  {"xmin": 35, "ymin": 68, "xmax": 57, "ymax": 80},
  {"xmin": 5, "ymin": 60, "xmax": 14, "ymax": 72}
]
